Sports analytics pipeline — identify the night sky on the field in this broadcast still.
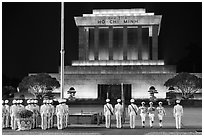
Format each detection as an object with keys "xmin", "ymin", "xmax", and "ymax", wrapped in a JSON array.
[{"xmin": 2, "ymin": 2, "xmax": 202, "ymax": 83}]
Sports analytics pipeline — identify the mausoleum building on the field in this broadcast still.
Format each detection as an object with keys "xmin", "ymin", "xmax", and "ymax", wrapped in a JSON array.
[{"xmin": 48, "ymin": 9, "xmax": 179, "ymax": 102}]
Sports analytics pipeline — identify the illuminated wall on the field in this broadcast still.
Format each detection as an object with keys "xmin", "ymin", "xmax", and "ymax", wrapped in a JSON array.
[
  {"xmin": 88, "ymin": 28, "xmax": 94, "ymax": 60},
  {"xmin": 113, "ymin": 27, "xmax": 123, "ymax": 60},
  {"xmin": 50, "ymin": 73, "xmax": 177, "ymax": 99},
  {"xmin": 98, "ymin": 28, "xmax": 109, "ymax": 60},
  {"xmin": 127, "ymin": 27, "xmax": 138, "ymax": 60},
  {"xmin": 87, "ymin": 26, "xmax": 150, "ymax": 61}
]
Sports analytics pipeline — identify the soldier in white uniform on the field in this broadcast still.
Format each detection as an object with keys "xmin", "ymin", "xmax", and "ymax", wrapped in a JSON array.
[
  {"xmin": 114, "ymin": 99, "xmax": 123, "ymax": 128},
  {"xmin": 56, "ymin": 99, "xmax": 65, "ymax": 129},
  {"xmin": 10, "ymin": 100, "xmax": 18, "ymax": 130},
  {"xmin": 48, "ymin": 100, "xmax": 55, "ymax": 128},
  {"xmin": 156, "ymin": 102, "xmax": 166, "ymax": 128},
  {"xmin": 62, "ymin": 100, "xmax": 69, "ymax": 128},
  {"xmin": 128, "ymin": 99, "xmax": 138, "ymax": 129},
  {"xmin": 25, "ymin": 99, "xmax": 32, "ymax": 110},
  {"xmin": 2, "ymin": 100, "xmax": 6, "ymax": 128},
  {"xmin": 2, "ymin": 100, "xmax": 10, "ymax": 128},
  {"xmin": 138, "ymin": 102, "xmax": 147, "ymax": 128},
  {"xmin": 33, "ymin": 100, "xmax": 40, "ymax": 128},
  {"xmin": 40, "ymin": 100, "xmax": 48, "ymax": 130},
  {"xmin": 25, "ymin": 99, "xmax": 33, "ymax": 128},
  {"xmin": 16, "ymin": 100, "xmax": 25, "ymax": 131},
  {"xmin": 47, "ymin": 100, "xmax": 51, "ymax": 129},
  {"xmin": 18, "ymin": 100, "xmax": 25, "ymax": 110},
  {"xmin": 104, "ymin": 99, "xmax": 114, "ymax": 128},
  {"xmin": 173, "ymin": 100, "xmax": 183, "ymax": 129},
  {"xmin": 147, "ymin": 102, "xmax": 156, "ymax": 128}
]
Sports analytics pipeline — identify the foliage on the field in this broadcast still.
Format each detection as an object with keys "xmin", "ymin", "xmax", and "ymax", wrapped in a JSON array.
[
  {"xmin": 2, "ymin": 86, "xmax": 16, "ymax": 99},
  {"xmin": 16, "ymin": 108, "xmax": 33, "ymax": 119},
  {"xmin": 148, "ymin": 86, "xmax": 158, "ymax": 102},
  {"xmin": 164, "ymin": 72, "xmax": 202, "ymax": 99},
  {"xmin": 18, "ymin": 73, "xmax": 60, "ymax": 99}
]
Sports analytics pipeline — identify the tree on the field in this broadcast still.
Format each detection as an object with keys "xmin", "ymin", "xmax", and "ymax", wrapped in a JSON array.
[
  {"xmin": 18, "ymin": 73, "xmax": 60, "ymax": 99},
  {"xmin": 164, "ymin": 72, "xmax": 202, "ymax": 100},
  {"xmin": 2, "ymin": 86, "xmax": 17, "ymax": 100},
  {"xmin": 148, "ymin": 86, "xmax": 158, "ymax": 102}
]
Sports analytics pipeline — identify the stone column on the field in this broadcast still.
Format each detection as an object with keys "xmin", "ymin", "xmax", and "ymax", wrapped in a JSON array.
[
  {"xmin": 94, "ymin": 26, "xmax": 99, "ymax": 60},
  {"xmin": 137, "ymin": 26, "xmax": 142, "ymax": 60},
  {"xmin": 78, "ymin": 27, "xmax": 86, "ymax": 60},
  {"xmin": 84, "ymin": 27, "xmax": 89, "ymax": 60},
  {"xmin": 152, "ymin": 25, "xmax": 158, "ymax": 60},
  {"xmin": 109, "ymin": 26, "xmax": 113, "ymax": 60},
  {"xmin": 123, "ymin": 26, "xmax": 127, "ymax": 60}
]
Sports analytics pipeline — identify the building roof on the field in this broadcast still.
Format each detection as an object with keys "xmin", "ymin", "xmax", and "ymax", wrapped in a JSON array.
[{"xmin": 74, "ymin": 8, "xmax": 162, "ymax": 35}]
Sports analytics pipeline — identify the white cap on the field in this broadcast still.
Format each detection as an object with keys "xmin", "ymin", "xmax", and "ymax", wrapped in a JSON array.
[
  {"xmin": 117, "ymin": 99, "xmax": 121, "ymax": 103},
  {"xmin": 27, "ymin": 100, "xmax": 31, "ymax": 104},
  {"xmin": 149, "ymin": 102, "xmax": 153, "ymax": 105},
  {"xmin": 2, "ymin": 100, "xmax": 4, "ymax": 104},
  {"xmin": 12, "ymin": 100, "xmax": 16, "ymax": 104},
  {"xmin": 176, "ymin": 100, "xmax": 180, "ymax": 103},
  {"xmin": 58, "ymin": 99, "xmax": 63, "ymax": 103},
  {"xmin": 34, "ymin": 100, "xmax": 38, "ymax": 103},
  {"xmin": 141, "ymin": 101, "xmax": 145, "ymax": 105},
  {"xmin": 106, "ymin": 99, "xmax": 110, "ymax": 102},
  {"xmin": 130, "ymin": 99, "xmax": 134, "ymax": 103},
  {"xmin": 30, "ymin": 100, "xmax": 33, "ymax": 103},
  {"xmin": 50, "ymin": 100, "xmax": 53, "ymax": 103},
  {"xmin": 5, "ymin": 100, "xmax": 9, "ymax": 104},
  {"xmin": 43, "ymin": 100, "xmax": 47, "ymax": 103},
  {"xmin": 19, "ymin": 100, "xmax": 23, "ymax": 103},
  {"xmin": 158, "ymin": 102, "xmax": 162, "ymax": 104}
]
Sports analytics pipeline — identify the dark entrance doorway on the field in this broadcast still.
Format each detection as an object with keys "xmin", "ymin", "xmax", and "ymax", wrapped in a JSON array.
[{"xmin": 98, "ymin": 84, "xmax": 131, "ymax": 104}]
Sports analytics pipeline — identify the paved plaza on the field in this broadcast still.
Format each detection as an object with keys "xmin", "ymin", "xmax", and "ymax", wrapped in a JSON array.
[{"xmin": 2, "ymin": 105, "xmax": 202, "ymax": 135}]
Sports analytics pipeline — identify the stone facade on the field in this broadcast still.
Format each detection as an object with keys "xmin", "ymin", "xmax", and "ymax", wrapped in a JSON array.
[{"xmin": 46, "ymin": 9, "xmax": 201, "ymax": 101}]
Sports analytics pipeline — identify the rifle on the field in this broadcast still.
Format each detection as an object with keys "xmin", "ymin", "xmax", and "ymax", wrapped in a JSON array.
[
  {"xmin": 130, "ymin": 104, "xmax": 137, "ymax": 115},
  {"xmin": 106, "ymin": 104, "xmax": 113, "ymax": 115}
]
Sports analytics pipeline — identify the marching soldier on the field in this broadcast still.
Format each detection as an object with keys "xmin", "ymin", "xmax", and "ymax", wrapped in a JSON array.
[
  {"xmin": 147, "ymin": 102, "xmax": 156, "ymax": 128},
  {"xmin": 56, "ymin": 99, "xmax": 65, "ymax": 129},
  {"xmin": 40, "ymin": 100, "xmax": 48, "ymax": 130},
  {"xmin": 2, "ymin": 100, "xmax": 10, "ymax": 128},
  {"xmin": 138, "ymin": 101, "xmax": 147, "ymax": 128},
  {"xmin": 104, "ymin": 99, "xmax": 114, "ymax": 128},
  {"xmin": 128, "ymin": 99, "xmax": 138, "ymax": 129},
  {"xmin": 173, "ymin": 100, "xmax": 183, "ymax": 129},
  {"xmin": 156, "ymin": 102, "xmax": 166, "ymax": 128},
  {"xmin": 114, "ymin": 99, "xmax": 123, "ymax": 128},
  {"xmin": 10, "ymin": 100, "xmax": 18, "ymax": 130}
]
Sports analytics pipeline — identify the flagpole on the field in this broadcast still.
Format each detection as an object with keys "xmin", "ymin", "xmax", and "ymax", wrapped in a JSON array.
[
  {"xmin": 121, "ymin": 83, "xmax": 125, "ymax": 123},
  {"xmin": 60, "ymin": 2, "xmax": 65, "ymax": 99}
]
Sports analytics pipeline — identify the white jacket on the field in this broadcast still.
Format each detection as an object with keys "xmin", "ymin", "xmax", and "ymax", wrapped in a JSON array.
[
  {"xmin": 114, "ymin": 103, "xmax": 123, "ymax": 115},
  {"xmin": 173, "ymin": 104, "xmax": 183, "ymax": 116},
  {"xmin": 104, "ymin": 103, "xmax": 113, "ymax": 116}
]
